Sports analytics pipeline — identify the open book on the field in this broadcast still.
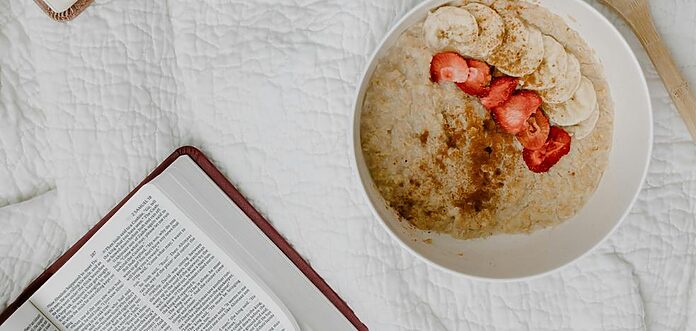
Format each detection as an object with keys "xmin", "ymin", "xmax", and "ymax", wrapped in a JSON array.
[{"xmin": 0, "ymin": 147, "xmax": 364, "ymax": 330}]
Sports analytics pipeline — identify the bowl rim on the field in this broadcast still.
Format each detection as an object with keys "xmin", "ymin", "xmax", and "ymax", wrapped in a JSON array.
[{"xmin": 349, "ymin": 0, "xmax": 653, "ymax": 281}]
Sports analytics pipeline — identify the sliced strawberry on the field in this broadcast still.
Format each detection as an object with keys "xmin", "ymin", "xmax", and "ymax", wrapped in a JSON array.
[
  {"xmin": 491, "ymin": 90, "xmax": 542, "ymax": 134},
  {"xmin": 516, "ymin": 110, "xmax": 550, "ymax": 150},
  {"xmin": 480, "ymin": 76, "xmax": 519, "ymax": 109},
  {"xmin": 430, "ymin": 52, "xmax": 469, "ymax": 83},
  {"xmin": 456, "ymin": 59, "xmax": 492, "ymax": 96},
  {"xmin": 523, "ymin": 126, "xmax": 572, "ymax": 173}
]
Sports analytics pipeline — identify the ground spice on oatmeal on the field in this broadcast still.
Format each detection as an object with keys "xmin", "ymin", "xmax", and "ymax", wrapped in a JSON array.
[
  {"xmin": 419, "ymin": 130, "xmax": 430, "ymax": 145},
  {"xmin": 453, "ymin": 111, "xmax": 517, "ymax": 215}
]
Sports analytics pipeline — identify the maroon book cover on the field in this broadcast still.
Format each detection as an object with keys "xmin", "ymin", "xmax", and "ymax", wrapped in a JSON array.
[{"xmin": 0, "ymin": 146, "xmax": 367, "ymax": 330}]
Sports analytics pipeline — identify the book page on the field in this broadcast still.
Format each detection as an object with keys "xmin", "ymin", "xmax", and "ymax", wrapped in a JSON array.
[
  {"xmin": 29, "ymin": 184, "xmax": 297, "ymax": 331},
  {"xmin": 0, "ymin": 301, "xmax": 59, "ymax": 331},
  {"xmin": 153, "ymin": 156, "xmax": 357, "ymax": 330}
]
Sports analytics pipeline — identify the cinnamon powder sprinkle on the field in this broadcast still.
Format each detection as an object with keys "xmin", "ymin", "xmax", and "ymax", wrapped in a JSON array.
[
  {"xmin": 451, "ymin": 113, "xmax": 516, "ymax": 215},
  {"xmin": 419, "ymin": 130, "xmax": 430, "ymax": 145},
  {"xmin": 388, "ymin": 100, "xmax": 518, "ymax": 236}
]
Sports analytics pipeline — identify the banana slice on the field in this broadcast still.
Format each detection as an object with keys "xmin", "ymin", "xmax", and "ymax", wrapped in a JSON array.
[
  {"xmin": 486, "ymin": 12, "xmax": 544, "ymax": 77},
  {"xmin": 522, "ymin": 35, "xmax": 568, "ymax": 90},
  {"xmin": 424, "ymin": 6, "xmax": 479, "ymax": 52},
  {"xmin": 565, "ymin": 103, "xmax": 600, "ymax": 140},
  {"xmin": 491, "ymin": 0, "xmax": 518, "ymax": 11},
  {"xmin": 459, "ymin": 3, "xmax": 505, "ymax": 60},
  {"xmin": 448, "ymin": 0, "xmax": 496, "ymax": 6},
  {"xmin": 543, "ymin": 76, "xmax": 597, "ymax": 126},
  {"xmin": 538, "ymin": 53, "xmax": 581, "ymax": 104}
]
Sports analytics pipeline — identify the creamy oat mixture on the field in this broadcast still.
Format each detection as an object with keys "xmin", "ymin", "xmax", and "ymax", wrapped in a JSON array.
[{"xmin": 360, "ymin": 0, "xmax": 613, "ymax": 239}]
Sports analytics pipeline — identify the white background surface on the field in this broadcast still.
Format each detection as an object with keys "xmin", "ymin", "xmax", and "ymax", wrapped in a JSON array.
[{"xmin": 1, "ymin": 0, "xmax": 695, "ymax": 329}]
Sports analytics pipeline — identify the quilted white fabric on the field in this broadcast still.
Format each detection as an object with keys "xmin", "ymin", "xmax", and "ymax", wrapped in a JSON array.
[{"xmin": 1, "ymin": 0, "xmax": 696, "ymax": 329}]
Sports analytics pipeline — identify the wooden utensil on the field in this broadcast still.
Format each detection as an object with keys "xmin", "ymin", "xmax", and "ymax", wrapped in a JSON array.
[{"xmin": 598, "ymin": 0, "xmax": 696, "ymax": 141}]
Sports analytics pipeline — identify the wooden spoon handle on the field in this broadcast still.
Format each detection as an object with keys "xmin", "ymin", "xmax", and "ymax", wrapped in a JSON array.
[{"xmin": 622, "ymin": 7, "xmax": 696, "ymax": 141}]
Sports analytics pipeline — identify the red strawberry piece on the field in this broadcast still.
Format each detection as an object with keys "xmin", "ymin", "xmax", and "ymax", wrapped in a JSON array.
[
  {"xmin": 430, "ymin": 52, "xmax": 469, "ymax": 83},
  {"xmin": 480, "ymin": 76, "xmax": 519, "ymax": 109},
  {"xmin": 523, "ymin": 126, "xmax": 572, "ymax": 173},
  {"xmin": 456, "ymin": 59, "xmax": 492, "ymax": 96},
  {"xmin": 516, "ymin": 109, "xmax": 550, "ymax": 150},
  {"xmin": 490, "ymin": 90, "xmax": 542, "ymax": 134}
]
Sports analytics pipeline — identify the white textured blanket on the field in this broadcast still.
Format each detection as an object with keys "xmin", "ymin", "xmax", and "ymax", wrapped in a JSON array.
[{"xmin": 1, "ymin": 0, "xmax": 696, "ymax": 329}]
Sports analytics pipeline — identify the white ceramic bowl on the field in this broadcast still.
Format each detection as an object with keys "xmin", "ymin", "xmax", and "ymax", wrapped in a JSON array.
[{"xmin": 351, "ymin": 0, "xmax": 652, "ymax": 280}]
